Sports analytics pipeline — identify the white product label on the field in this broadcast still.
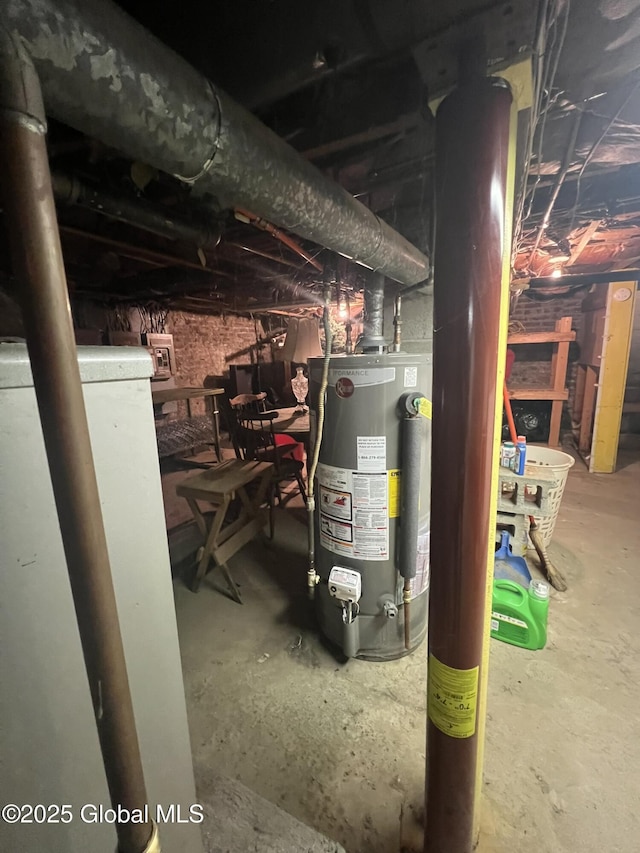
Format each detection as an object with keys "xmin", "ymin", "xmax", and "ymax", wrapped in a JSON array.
[
  {"xmin": 353, "ymin": 471, "xmax": 387, "ymax": 505},
  {"xmin": 356, "ymin": 436, "xmax": 386, "ymax": 472},
  {"xmin": 327, "ymin": 367, "xmax": 395, "ymax": 387},
  {"xmin": 404, "ymin": 366, "xmax": 418, "ymax": 388},
  {"xmin": 491, "ymin": 611, "xmax": 527, "ymax": 629},
  {"xmin": 318, "ymin": 465, "xmax": 389, "ymax": 561},
  {"xmin": 317, "ymin": 463, "xmax": 350, "ymax": 491},
  {"xmin": 491, "ymin": 619, "xmax": 500, "ymax": 632}
]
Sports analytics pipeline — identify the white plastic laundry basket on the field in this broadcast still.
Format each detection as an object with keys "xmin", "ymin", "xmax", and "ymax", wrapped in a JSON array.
[{"xmin": 525, "ymin": 446, "xmax": 575, "ymax": 547}]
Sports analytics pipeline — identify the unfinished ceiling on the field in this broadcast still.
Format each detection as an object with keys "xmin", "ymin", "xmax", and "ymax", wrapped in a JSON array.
[{"xmin": 3, "ymin": 0, "xmax": 640, "ymax": 316}]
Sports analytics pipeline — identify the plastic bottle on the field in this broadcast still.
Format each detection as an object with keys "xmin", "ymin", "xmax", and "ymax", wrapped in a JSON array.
[
  {"xmin": 515, "ymin": 435, "xmax": 527, "ymax": 475},
  {"xmin": 491, "ymin": 578, "xmax": 550, "ymax": 650},
  {"xmin": 500, "ymin": 441, "xmax": 516, "ymax": 470}
]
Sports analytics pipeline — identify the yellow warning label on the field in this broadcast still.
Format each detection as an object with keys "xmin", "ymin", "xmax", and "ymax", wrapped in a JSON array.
[
  {"xmin": 428, "ymin": 655, "xmax": 478, "ymax": 739},
  {"xmin": 388, "ymin": 469, "xmax": 401, "ymax": 518},
  {"xmin": 417, "ymin": 397, "xmax": 432, "ymax": 419}
]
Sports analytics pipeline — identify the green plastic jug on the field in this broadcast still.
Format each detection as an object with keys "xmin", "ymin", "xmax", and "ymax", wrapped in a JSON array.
[{"xmin": 491, "ymin": 579, "xmax": 549, "ymax": 650}]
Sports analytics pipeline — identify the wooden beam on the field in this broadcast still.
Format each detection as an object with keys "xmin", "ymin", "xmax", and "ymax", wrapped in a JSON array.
[
  {"xmin": 591, "ymin": 282, "xmax": 637, "ymax": 472},
  {"xmin": 566, "ymin": 219, "xmax": 601, "ymax": 267},
  {"xmin": 508, "ymin": 388, "xmax": 568, "ymax": 400},
  {"xmin": 552, "ymin": 317, "xmax": 572, "ymax": 393},
  {"xmin": 302, "ymin": 113, "xmax": 418, "ymax": 161},
  {"xmin": 507, "ymin": 329, "xmax": 575, "ymax": 344}
]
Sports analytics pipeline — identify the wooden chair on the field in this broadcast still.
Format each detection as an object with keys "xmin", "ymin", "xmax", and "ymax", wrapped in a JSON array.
[
  {"xmin": 225, "ymin": 392, "xmax": 303, "ymax": 460},
  {"xmin": 229, "ymin": 394, "xmax": 307, "ymax": 538}
]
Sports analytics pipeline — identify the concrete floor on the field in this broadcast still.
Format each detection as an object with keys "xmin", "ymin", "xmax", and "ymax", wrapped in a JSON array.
[{"xmin": 168, "ymin": 449, "xmax": 640, "ymax": 853}]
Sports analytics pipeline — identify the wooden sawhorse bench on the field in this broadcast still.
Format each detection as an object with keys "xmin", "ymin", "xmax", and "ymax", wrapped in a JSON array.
[{"xmin": 176, "ymin": 459, "xmax": 273, "ymax": 601}]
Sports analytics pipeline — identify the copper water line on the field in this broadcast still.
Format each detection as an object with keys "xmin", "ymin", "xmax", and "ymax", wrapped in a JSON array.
[
  {"xmin": 236, "ymin": 207, "xmax": 324, "ymax": 271},
  {"xmin": 0, "ymin": 30, "xmax": 153, "ymax": 853},
  {"xmin": 425, "ymin": 74, "xmax": 512, "ymax": 852}
]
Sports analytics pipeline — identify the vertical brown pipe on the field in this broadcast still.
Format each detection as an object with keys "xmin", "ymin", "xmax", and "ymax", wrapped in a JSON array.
[
  {"xmin": 0, "ymin": 31, "xmax": 152, "ymax": 853},
  {"xmin": 424, "ymin": 77, "xmax": 512, "ymax": 852}
]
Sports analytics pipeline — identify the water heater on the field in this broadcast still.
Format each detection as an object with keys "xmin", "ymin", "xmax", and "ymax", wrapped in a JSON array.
[{"xmin": 309, "ymin": 352, "xmax": 432, "ymax": 660}]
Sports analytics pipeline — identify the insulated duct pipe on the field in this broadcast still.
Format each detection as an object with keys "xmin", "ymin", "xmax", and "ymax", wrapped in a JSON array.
[
  {"xmin": 5, "ymin": 0, "xmax": 430, "ymax": 286},
  {"xmin": 0, "ymin": 29, "xmax": 154, "ymax": 853},
  {"xmin": 52, "ymin": 171, "xmax": 222, "ymax": 248},
  {"xmin": 398, "ymin": 396, "xmax": 423, "ymax": 650},
  {"xmin": 358, "ymin": 270, "xmax": 386, "ymax": 351},
  {"xmin": 425, "ymin": 76, "xmax": 511, "ymax": 852}
]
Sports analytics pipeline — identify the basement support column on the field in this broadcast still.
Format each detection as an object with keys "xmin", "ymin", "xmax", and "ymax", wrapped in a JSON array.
[
  {"xmin": 424, "ymin": 68, "xmax": 512, "ymax": 852},
  {"xmin": 0, "ymin": 30, "xmax": 155, "ymax": 853}
]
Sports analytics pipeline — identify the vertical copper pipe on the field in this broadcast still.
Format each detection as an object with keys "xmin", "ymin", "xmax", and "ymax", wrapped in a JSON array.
[
  {"xmin": 0, "ymin": 32, "xmax": 152, "ymax": 853},
  {"xmin": 425, "ymin": 77, "xmax": 512, "ymax": 852}
]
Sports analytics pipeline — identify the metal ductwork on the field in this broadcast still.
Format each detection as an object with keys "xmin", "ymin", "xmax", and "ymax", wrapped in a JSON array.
[
  {"xmin": 358, "ymin": 271, "xmax": 387, "ymax": 352},
  {"xmin": 4, "ymin": 0, "xmax": 430, "ymax": 286}
]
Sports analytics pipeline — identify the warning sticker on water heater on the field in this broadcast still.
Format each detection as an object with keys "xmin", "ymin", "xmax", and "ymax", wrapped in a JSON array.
[
  {"xmin": 317, "ymin": 464, "xmax": 389, "ymax": 561},
  {"xmin": 319, "ymin": 486, "xmax": 352, "ymax": 521},
  {"xmin": 356, "ymin": 436, "xmax": 386, "ymax": 472},
  {"xmin": 320, "ymin": 516, "xmax": 353, "ymax": 543}
]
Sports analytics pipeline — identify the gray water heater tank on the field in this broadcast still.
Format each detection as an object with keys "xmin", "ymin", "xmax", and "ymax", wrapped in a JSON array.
[{"xmin": 309, "ymin": 352, "xmax": 432, "ymax": 660}]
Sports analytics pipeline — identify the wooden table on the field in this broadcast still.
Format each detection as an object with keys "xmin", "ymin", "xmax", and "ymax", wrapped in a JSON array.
[
  {"xmin": 152, "ymin": 386, "xmax": 223, "ymax": 460},
  {"xmin": 176, "ymin": 459, "xmax": 273, "ymax": 600},
  {"xmin": 270, "ymin": 407, "xmax": 311, "ymax": 466}
]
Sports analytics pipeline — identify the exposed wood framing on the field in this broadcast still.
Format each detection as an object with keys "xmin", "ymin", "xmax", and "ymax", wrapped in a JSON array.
[{"xmin": 590, "ymin": 282, "xmax": 638, "ymax": 472}]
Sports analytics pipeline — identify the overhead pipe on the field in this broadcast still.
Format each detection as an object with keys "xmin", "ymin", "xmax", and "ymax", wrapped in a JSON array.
[
  {"xmin": 52, "ymin": 170, "xmax": 222, "ymax": 248},
  {"xmin": 0, "ymin": 29, "xmax": 155, "ymax": 853},
  {"xmin": 234, "ymin": 207, "xmax": 324, "ymax": 272},
  {"xmin": 5, "ymin": 0, "xmax": 430, "ymax": 286},
  {"xmin": 59, "ymin": 224, "xmax": 232, "ymax": 275},
  {"xmin": 425, "ymin": 68, "xmax": 512, "ymax": 853}
]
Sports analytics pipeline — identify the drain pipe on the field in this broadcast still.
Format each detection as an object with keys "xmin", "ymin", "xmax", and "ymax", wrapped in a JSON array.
[
  {"xmin": 0, "ymin": 29, "xmax": 155, "ymax": 853},
  {"xmin": 5, "ymin": 0, "xmax": 429, "ymax": 286}
]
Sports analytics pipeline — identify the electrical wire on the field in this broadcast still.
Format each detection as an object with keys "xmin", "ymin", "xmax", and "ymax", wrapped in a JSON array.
[
  {"xmin": 527, "ymin": 105, "xmax": 583, "ymax": 264},
  {"xmin": 515, "ymin": 0, "xmax": 571, "ymax": 265},
  {"xmin": 567, "ymin": 75, "xmax": 640, "ymax": 235}
]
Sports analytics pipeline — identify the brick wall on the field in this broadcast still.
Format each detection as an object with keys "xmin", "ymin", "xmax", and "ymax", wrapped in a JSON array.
[
  {"xmin": 167, "ymin": 311, "xmax": 269, "ymax": 385},
  {"xmin": 509, "ymin": 289, "xmax": 586, "ymax": 425},
  {"xmin": 166, "ymin": 311, "xmax": 270, "ymax": 415}
]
